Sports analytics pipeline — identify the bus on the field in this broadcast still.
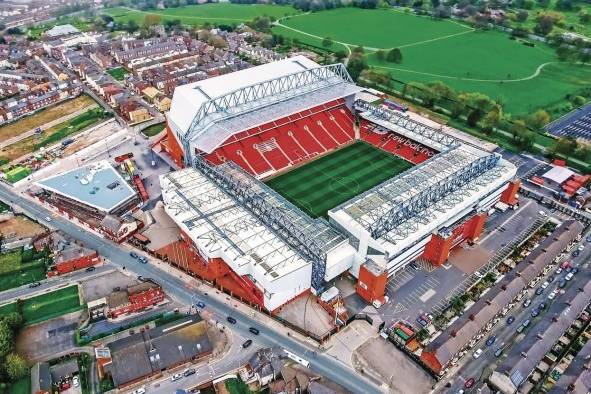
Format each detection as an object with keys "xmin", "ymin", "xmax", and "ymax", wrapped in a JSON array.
[
  {"xmin": 384, "ymin": 99, "xmax": 409, "ymax": 112},
  {"xmin": 284, "ymin": 350, "xmax": 310, "ymax": 368}
]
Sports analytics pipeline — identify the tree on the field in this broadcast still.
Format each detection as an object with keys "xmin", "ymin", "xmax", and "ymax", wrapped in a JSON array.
[
  {"xmin": 322, "ymin": 36, "xmax": 333, "ymax": 48},
  {"xmin": 556, "ymin": 45, "xmax": 574, "ymax": 61},
  {"xmin": 334, "ymin": 50, "xmax": 347, "ymax": 61},
  {"xmin": 346, "ymin": 53, "xmax": 368, "ymax": 81},
  {"xmin": 510, "ymin": 119, "xmax": 527, "ymax": 140},
  {"xmin": 482, "ymin": 104, "xmax": 502, "ymax": 133},
  {"xmin": 386, "ymin": 48, "xmax": 402, "ymax": 63},
  {"xmin": 516, "ymin": 10, "xmax": 529, "ymax": 22},
  {"xmin": 3, "ymin": 313, "xmax": 22, "ymax": 331},
  {"xmin": 143, "ymin": 14, "xmax": 161, "ymax": 28},
  {"xmin": 126, "ymin": 20, "xmax": 139, "ymax": 33},
  {"xmin": 375, "ymin": 49, "xmax": 386, "ymax": 61},
  {"xmin": 208, "ymin": 35, "xmax": 228, "ymax": 48},
  {"xmin": 0, "ymin": 321, "xmax": 14, "ymax": 357},
  {"xmin": 527, "ymin": 109, "xmax": 550, "ymax": 129},
  {"xmin": 5, "ymin": 353, "xmax": 28, "ymax": 381},
  {"xmin": 580, "ymin": 11, "xmax": 591, "ymax": 24}
]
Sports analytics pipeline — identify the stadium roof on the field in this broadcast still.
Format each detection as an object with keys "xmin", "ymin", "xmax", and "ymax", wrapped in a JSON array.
[
  {"xmin": 36, "ymin": 160, "xmax": 138, "ymax": 213},
  {"xmin": 167, "ymin": 55, "xmax": 362, "ymax": 156},
  {"xmin": 160, "ymin": 168, "xmax": 312, "ymax": 285}
]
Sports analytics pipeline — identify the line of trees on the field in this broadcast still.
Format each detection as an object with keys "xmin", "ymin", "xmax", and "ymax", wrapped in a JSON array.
[{"xmin": 0, "ymin": 311, "xmax": 28, "ymax": 390}]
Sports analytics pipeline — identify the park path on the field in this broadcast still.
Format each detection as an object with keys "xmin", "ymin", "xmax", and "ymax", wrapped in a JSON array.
[
  {"xmin": 373, "ymin": 61, "xmax": 558, "ymax": 83},
  {"xmin": 0, "ymin": 104, "xmax": 98, "ymax": 149}
]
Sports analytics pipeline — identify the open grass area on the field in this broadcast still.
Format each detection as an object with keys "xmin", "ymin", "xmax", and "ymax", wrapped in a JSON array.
[
  {"xmin": 141, "ymin": 122, "xmax": 165, "ymax": 137},
  {"xmin": 103, "ymin": 4, "xmax": 299, "ymax": 26},
  {"xmin": 0, "ymin": 249, "xmax": 47, "ymax": 292},
  {"xmin": 0, "ymin": 285, "xmax": 82, "ymax": 325},
  {"xmin": 273, "ymin": 8, "xmax": 591, "ymax": 116},
  {"xmin": 266, "ymin": 142, "xmax": 412, "ymax": 218},
  {"xmin": 0, "ymin": 108, "xmax": 109, "ymax": 162},
  {"xmin": 4, "ymin": 374, "xmax": 31, "ymax": 394},
  {"xmin": 107, "ymin": 67, "xmax": 128, "ymax": 81},
  {"xmin": 0, "ymin": 95, "xmax": 96, "ymax": 143}
]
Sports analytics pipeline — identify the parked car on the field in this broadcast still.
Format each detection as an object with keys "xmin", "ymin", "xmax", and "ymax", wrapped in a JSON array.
[
  {"xmin": 517, "ymin": 325, "xmax": 526, "ymax": 333},
  {"xmin": 486, "ymin": 336, "xmax": 496, "ymax": 347},
  {"xmin": 133, "ymin": 388, "xmax": 146, "ymax": 394},
  {"xmin": 522, "ymin": 299, "xmax": 532, "ymax": 308},
  {"xmin": 586, "ymin": 235, "xmax": 591, "ymax": 243},
  {"xmin": 578, "ymin": 244, "xmax": 585, "ymax": 251},
  {"xmin": 72, "ymin": 376, "xmax": 79, "ymax": 388},
  {"xmin": 44, "ymin": 216, "xmax": 52, "ymax": 222},
  {"xmin": 572, "ymin": 250, "xmax": 580, "ymax": 257},
  {"xmin": 416, "ymin": 316, "xmax": 428, "ymax": 327},
  {"xmin": 523, "ymin": 319, "xmax": 531, "ymax": 327},
  {"xmin": 196, "ymin": 301, "xmax": 205, "ymax": 308},
  {"xmin": 249, "ymin": 327, "xmax": 260, "ymax": 335},
  {"xmin": 86, "ymin": 266, "xmax": 95, "ymax": 272},
  {"xmin": 464, "ymin": 378, "xmax": 475, "ymax": 389},
  {"xmin": 547, "ymin": 275, "xmax": 556, "ymax": 283},
  {"xmin": 561, "ymin": 261, "xmax": 572, "ymax": 269},
  {"xmin": 537, "ymin": 302, "xmax": 547, "ymax": 311},
  {"xmin": 29, "ymin": 282, "xmax": 41, "ymax": 288},
  {"xmin": 473, "ymin": 348, "xmax": 483, "ymax": 359},
  {"xmin": 506, "ymin": 316, "xmax": 515, "ymax": 325},
  {"xmin": 555, "ymin": 268, "xmax": 563, "ymax": 275},
  {"xmin": 558, "ymin": 279, "xmax": 567, "ymax": 288},
  {"xmin": 184, "ymin": 368, "xmax": 196, "ymax": 377},
  {"xmin": 541, "ymin": 281, "xmax": 550, "ymax": 289},
  {"xmin": 129, "ymin": 252, "xmax": 138, "ymax": 258},
  {"xmin": 138, "ymin": 256, "xmax": 148, "ymax": 264},
  {"xmin": 535, "ymin": 287, "xmax": 544, "ymax": 295},
  {"xmin": 227, "ymin": 316, "xmax": 237, "ymax": 324},
  {"xmin": 494, "ymin": 343, "xmax": 505, "ymax": 357},
  {"xmin": 242, "ymin": 339, "xmax": 253, "ymax": 349},
  {"xmin": 565, "ymin": 272, "xmax": 574, "ymax": 281},
  {"xmin": 547, "ymin": 291, "xmax": 557, "ymax": 300},
  {"xmin": 171, "ymin": 373, "xmax": 182, "ymax": 382},
  {"xmin": 572, "ymin": 267, "xmax": 579, "ymax": 274}
]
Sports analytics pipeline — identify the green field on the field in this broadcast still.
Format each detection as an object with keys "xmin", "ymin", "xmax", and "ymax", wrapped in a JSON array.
[
  {"xmin": 266, "ymin": 142, "xmax": 412, "ymax": 218},
  {"xmin": 0, "ymin": 250, "xmax": 47, "ymax": 292},
  {"xmin": 141, "ymin": 122, "xmax": 165, "ymax": 137},
  {"xmin": 0, "ymin": 285, "xmax": 82, "ymax": 326},
  {"xmin": 273, "ymin": 8, "xmax": 591, "ymax": 115},
  {"xmin": 104, "ymin": 4, "xmax": 300, "ymax": 26},
  {"xmin": 107, "ymin": 67, "xmax": 128, "ymax": 81}
]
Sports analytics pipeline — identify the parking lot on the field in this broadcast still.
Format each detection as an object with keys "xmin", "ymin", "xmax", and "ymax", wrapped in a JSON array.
[{"xmin": 378, "ymin": 198, "xmax": 544, "ymax": 329}]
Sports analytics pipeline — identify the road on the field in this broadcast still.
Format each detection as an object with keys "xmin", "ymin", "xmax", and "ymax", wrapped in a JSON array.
[
  {"xmin": 0, "ymin": 184, "xmax": 383, "ymax": 394},
  {"xmin": 445, "ymin": 229, "xmax": 591, "ymax": 393}
]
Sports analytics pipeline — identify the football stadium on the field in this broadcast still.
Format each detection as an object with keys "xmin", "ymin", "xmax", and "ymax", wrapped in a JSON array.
[{"xmin": 159, "ymin": 55, "xmax": 519, "ymax": 313}]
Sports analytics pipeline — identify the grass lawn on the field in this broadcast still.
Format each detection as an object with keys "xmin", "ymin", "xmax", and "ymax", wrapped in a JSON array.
[
  {"xmin": 266, "ymin": 141, "xmax": 412, "ymax": 218},
  {"xmin": 278, "ymin": 8, "xmax": 471, "ymax": 49},
  {"xmin": 0, "ymin": 250, "xmax": 46, "ymax": 291},
  {"xmin": 274, "ymin": 8, "xmax": 591, "ymax": 116},
  {"xmin": 141, "ymin": 122, "xmax": 165, "ymax": 137},
  {"xmin": 4, "ymin": 375, "xmax": 31, "ymax": 394},
  {"xmin": 103, "ymin": 4, "xmax": 299, "ymax": 26},
  {"xmin": 0, "ymin": 108, "xmax": 109, "ymax": 162},
  {"xmin": 225, "ymin": 378, "xmax": 254, "ymax": 394},
  {"xmin": 0, "ymin": 285, "xmax": 82, "ymax": 325},
  {"xmin": 0, "ymin": 95, "xmax": 95, "ymax": 143},
  {"xmin": 107, "ymin": 67, "xmax": 128, "ymax": 81}
]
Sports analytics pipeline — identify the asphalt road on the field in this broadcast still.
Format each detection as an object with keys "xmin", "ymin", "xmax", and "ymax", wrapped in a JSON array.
[{"xmin": 0, "ymin": 185, "xmax": 383, "ymax": 394}]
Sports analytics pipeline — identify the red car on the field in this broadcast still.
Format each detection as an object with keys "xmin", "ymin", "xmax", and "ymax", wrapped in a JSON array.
[
  {"xmin": 464, "ymin": 378, "xmax": 475, "ymax": 389},
  {"xmin": 561, "ymin": 260, "xmax": 572, "ymax": 269}
]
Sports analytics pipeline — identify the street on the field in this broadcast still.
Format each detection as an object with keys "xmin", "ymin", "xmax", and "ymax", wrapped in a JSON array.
[{"xmin": 0, "ymin": 184, "xmax": 383, "ymax": 394}]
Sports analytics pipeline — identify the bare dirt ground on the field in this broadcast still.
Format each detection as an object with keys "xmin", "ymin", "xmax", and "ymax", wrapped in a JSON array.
[
  {"xmin": 80, "ymin": 270, "xmax": 139, "ymax": 301},
  {"xmin": 0, "ymin": 95, "xmax": 95, "ymax": 141},
  {"xmin": 448, "ymin": 244, "xmax": 493, "ymax": 274},
  {"xmin": 276, "ymin": 294, "xmax": 335, "ymax": 338},
  {"xmin": 0, "ymin": 215, "xmax": 47, "ymax": 239},
  {"xmin": 353, "ymin": 336, "xmax": 434, "ymax": 394}
]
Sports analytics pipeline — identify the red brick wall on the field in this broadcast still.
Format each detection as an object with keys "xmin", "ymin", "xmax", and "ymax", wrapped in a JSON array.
[
  {"xmin": 356, "ymin": 264, "xmax": 388, "ymax": 303},
  {"xmin": 500, "ymin": 180, "xmax": 520, "ymax": 206},
  {"xmin": 53, "ymin": 251, "xmax": 99, "ymax": 275},
  {"xmin": 163, "ymin": 125, "xmax": 185, "ymax": 168}
]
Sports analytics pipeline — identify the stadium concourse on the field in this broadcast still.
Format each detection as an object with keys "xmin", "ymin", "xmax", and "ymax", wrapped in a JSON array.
[{"xmin": 157, "ymin": 55, "xmax": 520, "ymax": 317}]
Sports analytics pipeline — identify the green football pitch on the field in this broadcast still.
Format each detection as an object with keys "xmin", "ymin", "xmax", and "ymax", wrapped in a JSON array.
[{"xmin": 266, "ymin": 142, "xmax": 412, "ymax": 218}]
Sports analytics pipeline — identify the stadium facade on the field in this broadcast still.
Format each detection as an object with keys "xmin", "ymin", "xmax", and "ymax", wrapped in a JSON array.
[{"xmin": 160, "ymin": 55, "xmax": 519, "ymax": 313}]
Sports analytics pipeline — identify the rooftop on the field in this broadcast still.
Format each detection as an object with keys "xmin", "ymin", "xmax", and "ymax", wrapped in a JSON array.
[{"xmin": 36, "ymin": 160, "xmax": 138, "ymax": 214}]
